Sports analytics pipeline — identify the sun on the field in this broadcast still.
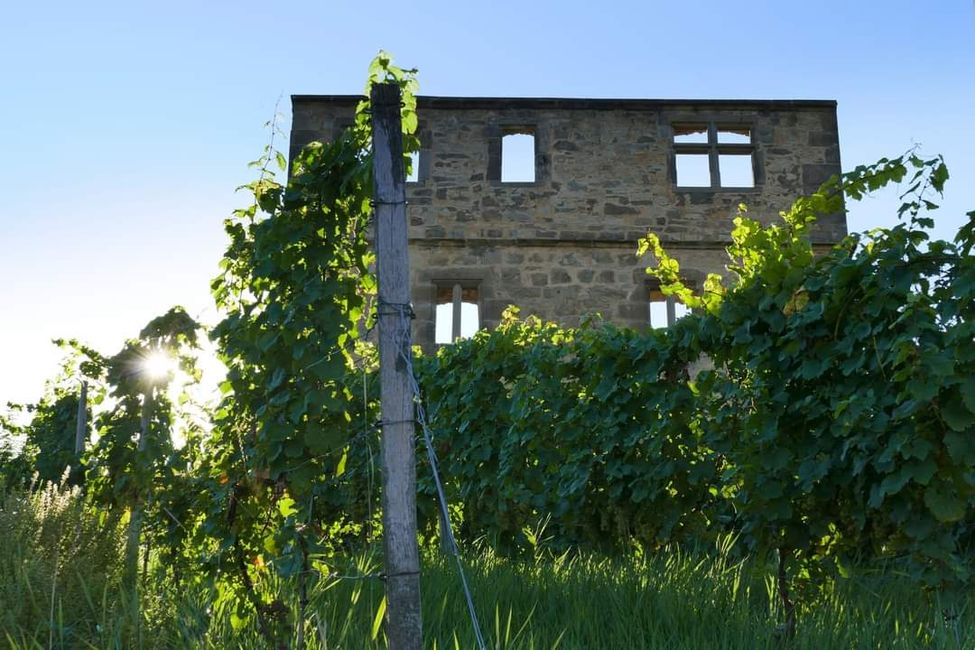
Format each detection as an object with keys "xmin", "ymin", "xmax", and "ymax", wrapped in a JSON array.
[{"xmin": 143, "ymin": 352, "xmax": 177, "ymax": 380}]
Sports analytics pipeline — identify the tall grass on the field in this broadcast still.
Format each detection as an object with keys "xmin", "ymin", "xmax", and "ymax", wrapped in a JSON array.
[
  {"xmin": 1, "ymin": 484, "xmax": 970, "ymax": 648},
  {"xmin": 0, "ymin": 480, "xmax": 135, "ymax": 648}
]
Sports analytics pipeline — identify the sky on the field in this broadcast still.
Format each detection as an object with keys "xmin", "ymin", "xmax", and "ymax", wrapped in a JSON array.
[{"xmin": 1, "ymin": 0, "xmax": 973, "ymax": 408}]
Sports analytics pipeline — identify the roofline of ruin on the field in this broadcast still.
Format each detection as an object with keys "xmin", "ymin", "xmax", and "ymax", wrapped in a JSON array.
[{"xmin": 291, "ymin": 95, "xmax": 837, "ymax": 111}]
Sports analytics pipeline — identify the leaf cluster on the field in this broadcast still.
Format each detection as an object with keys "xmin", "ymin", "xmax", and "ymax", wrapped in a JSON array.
[
  {"xmin": 643, "ymin": 152, "xmax": 975, "ymax": 601},
  {"xmin": 412, "ymin": 309, "xmax": 722, "ymax": 554},
  {"xmin": 191, "ymin": 52, "xmax": 420, "ymax": 639}
]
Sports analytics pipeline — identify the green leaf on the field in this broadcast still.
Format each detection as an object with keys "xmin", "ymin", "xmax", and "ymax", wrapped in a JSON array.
[
  {"xmin": 925, "ymin": 352, "xmax": 954, "ymax": 378},
  {"xmin": 906, "ymin": 378, "xmax": 938, "ymax": 403},
  {"xmin": 268, "ymin": 367, "xmax": 286, "ymax": 391},
  {"xmin": 309, "ymin": 357, "xmax": 346, "ymax": 382},
  {"xmin": 277, "ymin": 496, "xmax": 298, "ymax": 518},
  {"xmin": 941, "ymin": 394, "xmax": 975, "ymax": 432},
  {"xmin": 402, "ymin": 110, "xmax": 418, "ymax": 134},
  {"xmin": 903, "ymin": 513, "xmax": 936, "ymax": 541},
  {"xmin": 944, "ymin": 431, "xmax": 975, "ymax": 465},
  {"xmin": 371, "ymin": 596, "xmax": 387, "ymax": 641},
  {"xmin": 257, "ymin": 331, "xmax": 281, "ymax": 352},
  {"xmin": 799, "ymin": 356, "xmax": 829, "ymax": 380},
  {"xmin": 930, "ymin": 161, "xmax": 949, "ymax": 193},
  {"xmin": 960, "ymin": 378, "xmax": 975, "ymax": 413},
  {"xmin": 284, "ymin": 440, "xmax": 304, "ymax": 458},
  {"xmin": 869, "ymin": 457, "xmax": 936, "ymax": 506},
  {"xmin": 305, "ymin": 425, "xmax": 346, "ymax": 456},
  {"xmin": 924, "ymin": 483, "xmax": 966, "ymax": 522}
]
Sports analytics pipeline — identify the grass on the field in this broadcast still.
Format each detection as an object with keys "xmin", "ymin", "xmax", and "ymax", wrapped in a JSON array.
[{"xmin": 1, "ymin": 483, "xmax": 971, "ymax": 649}]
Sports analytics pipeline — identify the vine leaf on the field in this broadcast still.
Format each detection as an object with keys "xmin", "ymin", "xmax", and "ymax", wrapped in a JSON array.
[
  {"xmin": 960, "ymin": 378, "xmax": 975, "ymax": 413},
  {"xmin": 924, "ymin": 483, "xmax": 966, "ymax": 523},
  {"xmin": 941, "ymin": 394, "xmax": 975, "ymax": 432}
]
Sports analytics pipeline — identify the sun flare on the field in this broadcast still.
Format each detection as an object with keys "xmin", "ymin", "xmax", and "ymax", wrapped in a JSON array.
[{"xmin": 143, "ymin": 352, "xmax": 177, "ymax": 380}]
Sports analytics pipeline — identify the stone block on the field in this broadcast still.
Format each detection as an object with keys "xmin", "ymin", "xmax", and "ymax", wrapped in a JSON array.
[{"xmin": 550, "ymin": 269, "xmax": 572, "ymax": 284}]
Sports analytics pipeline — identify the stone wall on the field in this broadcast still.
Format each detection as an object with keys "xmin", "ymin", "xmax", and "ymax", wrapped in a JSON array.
[{"xmin": 290, "ymin": 96, "xmax": 845, "ymax": 349}]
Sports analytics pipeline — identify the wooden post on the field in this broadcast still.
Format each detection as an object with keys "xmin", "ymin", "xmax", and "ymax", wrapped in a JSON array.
[
  {"xmin": 451, "ymin": 283, "xmax": 462, "ymax": 341},
  {"xmin": 74, "ymin": 381, "xmax": 87, "ymax": 455},
  {"xmin": 370, "ymin": 82, "xmax": 423, "ymax": 650},
  {"xmin": 127, "ymin": 387, "xmax": 152, "ymax": 587},
  {"xmin": 138, "ymin": 387, "xmax": 152, "ymax": 453}
]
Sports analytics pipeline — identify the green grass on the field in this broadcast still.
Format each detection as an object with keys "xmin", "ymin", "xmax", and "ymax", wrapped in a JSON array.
[{"xmin": 1, "ymin": 483, "xmax": 971, "ymax": 649}]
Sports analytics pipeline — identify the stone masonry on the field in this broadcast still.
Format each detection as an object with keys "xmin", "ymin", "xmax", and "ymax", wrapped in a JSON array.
[{"xmin": 290, "ymin": 96, "xmax": 845, "ymax": 349}]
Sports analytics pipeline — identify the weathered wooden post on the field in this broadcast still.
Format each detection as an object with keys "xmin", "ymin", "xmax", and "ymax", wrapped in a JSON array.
[
  {"xmin": 138, "ymin": 388, "xmax": 151, "ymax": 454},
  {"xmin": 74, "ymin": 381, "xmax": 87, "ymax": 455},
  {"xmin": 451, "ymin": 284, "xmax": 462, "ymax": 341},
  {"xmin": 126, "ymin": 386, "xmax": 152, "ymax": 588},
  {"xmin": 370, "ymin": 82, "xmax": 423, "ymax": 649}
]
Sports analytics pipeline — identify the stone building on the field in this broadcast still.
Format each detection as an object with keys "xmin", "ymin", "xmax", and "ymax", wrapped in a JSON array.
[{"xmin": 289, "ymin": 95, "xmax": 845, "ymax": 349}]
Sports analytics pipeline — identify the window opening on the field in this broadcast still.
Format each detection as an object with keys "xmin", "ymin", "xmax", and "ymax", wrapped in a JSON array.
[
  {"xmin": 648, "ymin": 281, "xmax": 689, "ymax": 329},
  {"xmin": 673, "ymin": 123, "xmax": 754, "ymax": 189},
  {"xmin": 675, "ymin": 153, "xmax": 711, "ymax": 187},
  {"xmin": 501, "ymin": 131, "xmax": 535, "ymax": 183},
  {"xmin": 718, "ymin": 153, "xmax": 754, "ymax": 188},
  {"xmin": 406, "ymin": 150, "xmax": 420, "ymax": 183},
  {"xmin": 673, "ymin": 125, "xmax": 709, "ymax": 143},
  {"xmin": 717, "ymin": 126, "xmax": 751, "ymax": 144},
  {"xmin": 435, "ymin": 283, "xmax": 480, "ymax": 344}
]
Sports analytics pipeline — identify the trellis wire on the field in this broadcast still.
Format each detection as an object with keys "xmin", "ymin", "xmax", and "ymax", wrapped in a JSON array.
[{"xmin": 381, "ymin": 299, "xmax": 488, "ymax": 650}]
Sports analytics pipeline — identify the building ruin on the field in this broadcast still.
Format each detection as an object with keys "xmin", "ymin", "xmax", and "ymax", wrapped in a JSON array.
[{"xmin": 290, "ymin": 95, "xmax": 845, "ymax": 349}]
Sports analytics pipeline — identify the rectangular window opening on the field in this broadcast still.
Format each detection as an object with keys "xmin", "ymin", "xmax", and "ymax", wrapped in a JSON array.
[
  {"xmin": 435, "ymin": 284, "xmax": 480, "ymax": 344},
  {"xmin": 675, "ymin": 153, "xmax": 711, "ymax": 187},
  {"xmin": 717, "ymin": 126, "xmax": 751, "ymax": 144},
  {"xmin": 673, "ymin": 124, "xmax": 709, "ymax": 143},
  {"xmin": 406, "ymin": 150, "xmax": 420, "ymax": 183},
  {"xmin": 673, "ymin": 121, "xmax": 756, "ymax": 191},
  {"xmin": 718, "ymin": 153, "xmax": 754, "ymax": 188},
  {"xmin": 501, "ymin": 131, "xmax": 535, "ymax": 183},
  {"xmin": 648, "ymin": 282, "xmax": 690, "ymax": 329}
]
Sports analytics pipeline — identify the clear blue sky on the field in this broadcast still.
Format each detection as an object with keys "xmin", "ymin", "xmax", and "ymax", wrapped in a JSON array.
[{"xmin": 1, "ymin": 0, "xmax": 973, "ymax": 406}]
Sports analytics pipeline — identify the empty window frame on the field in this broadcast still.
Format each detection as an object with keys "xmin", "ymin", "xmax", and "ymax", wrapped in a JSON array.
[
  {"xmin": 648, "ymin": 280, "xmax": 690, "ymax": 329},
  {"xmin": 406, "ymin": 150, "xmax": 420, "ymax": 183},
  {"xmin": 501, "ymin": 128, "xmax": 536, "ymax": 183},
  {"xmin": 673, "ymin": 123, "xmax": 755, "ymax": 189},
  {"xmin": 435, "ymin": 283, "xmax": 480, "ymax": 344}
]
